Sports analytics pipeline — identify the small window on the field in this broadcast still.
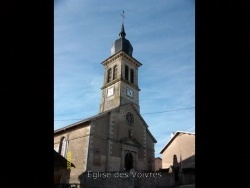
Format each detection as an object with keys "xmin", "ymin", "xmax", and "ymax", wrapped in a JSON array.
[
  {"xmin": 125, "ymin": 65, "xmax": 129, "ymax": 80},
  {"xmin": 113, "ymin": 65, "xmax": 118, "ymax": 80},
  {"xmin": 107, "ymin": 68, "xmax": 112, "ymax": 83},
  {"xmin": 59, "ymin": 137, "xmax": 67, "ymax": 157},
  {"xmin": 130, "ymin": 69, "xmax": 134, "ymax": 83}
]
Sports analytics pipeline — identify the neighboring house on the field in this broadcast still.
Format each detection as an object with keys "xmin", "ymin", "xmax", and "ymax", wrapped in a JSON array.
[
  {"xmin": 154, "ymin": 157, "xmax": 162, "ymax": 171},
  {"xmin": 160, "ymin": 131, "xmax": 195, "ymax": 184},
  {"xmin": 160, "ymin": 131, "xmax": 195, "ymax": 170}
]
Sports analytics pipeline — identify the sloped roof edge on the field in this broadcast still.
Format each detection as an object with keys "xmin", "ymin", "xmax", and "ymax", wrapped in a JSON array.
[
  {"xmin": 54, "ymin": 104, "xmax": 131, "ymax": 134},
  {"xmin": 101, "ymin": 50, "xmax": 142, "ymax": 66},
  {"xmin": 54, "ymin": 109, "xmax": 113, "ymax": 134},
  {"xmin": 54, "ymin": 103, "xmax": 157, "ymax": 144},
  {"xmin": 130, "ymin": 104, "xmax": 157, "ymax": 143},
  {"xmin": 159, "ymin": 131, "xmax": 195, "ymax": 154}
]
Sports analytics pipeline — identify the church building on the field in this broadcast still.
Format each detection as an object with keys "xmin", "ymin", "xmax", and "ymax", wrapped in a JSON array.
[{"xmin": 54, "ymin": 23, "xmax": 157, "ymax": 184}]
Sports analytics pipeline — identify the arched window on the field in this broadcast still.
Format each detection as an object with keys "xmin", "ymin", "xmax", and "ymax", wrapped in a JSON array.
[
  {"xmin": 107, "ymin": 68, "xmax": 112, "ymax": 83},
  {"xmin": 125, "ymin": 65, "xmax": 129, "ymax": 80},
  {"xmin": 59, "ymin": 137, "xmax": 67, "ymax": 157},
  {"xmin": 113, "ymin": 65, "xmax": 117, "ymax": 80},
  {"xmin": 93, "ymin": 150, "xmax": 101, "ymax": 166},
  {"xmin": 130, "ymin": 69, "xmax": 134, "ymax": 83}
]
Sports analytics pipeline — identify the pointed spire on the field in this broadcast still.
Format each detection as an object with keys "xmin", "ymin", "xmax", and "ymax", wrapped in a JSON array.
[
  {"xmin": 119, "ymin": 23, "xmax": 126, "ymax": 38},
  {"xmin": 110, "ymin": 12, "xmax": 133, "ymax": 56}
]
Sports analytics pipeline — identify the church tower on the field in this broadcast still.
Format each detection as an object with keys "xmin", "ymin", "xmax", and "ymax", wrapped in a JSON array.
[
  {"xmin": 100, "ymin": 23, "xmax": 142, "ymax": 113},
  {"xmin": 55, "ymin": 17, "xmax": 157, "ymax": 180}
]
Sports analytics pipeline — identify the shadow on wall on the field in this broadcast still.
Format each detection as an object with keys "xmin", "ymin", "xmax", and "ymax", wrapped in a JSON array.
[{"xmin": 158, "ymin": 154, "xmax": 195, "ymax": 185}]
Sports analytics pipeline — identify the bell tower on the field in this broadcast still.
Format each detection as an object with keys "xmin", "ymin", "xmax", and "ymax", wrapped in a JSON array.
[{"xmin": 99, "ymin": 23, "xmax": 142, "ymax": 113}]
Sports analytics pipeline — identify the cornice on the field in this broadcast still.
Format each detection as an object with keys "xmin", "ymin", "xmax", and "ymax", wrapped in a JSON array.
[
  {"xmin": 101, "ymin": 78, "xmax": 140, "ymax": 90},
  {"xmin": 101, "ymin": 78, "xmax": 122, "ymax": 89},
  {"xmin": 101, "ymin": 51, "xmax": 142, "ymax": 67}
]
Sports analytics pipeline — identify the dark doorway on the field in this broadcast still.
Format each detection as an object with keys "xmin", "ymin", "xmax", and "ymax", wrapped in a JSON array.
[{"xmin": 125, "ymin": 153, "xmax": 133, "ymax": 170}]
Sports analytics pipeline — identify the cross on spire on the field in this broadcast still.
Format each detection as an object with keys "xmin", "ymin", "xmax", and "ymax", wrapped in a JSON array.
[{"xmin": 120, "ymin": 10, "xmax": 125, "ymax": 24}]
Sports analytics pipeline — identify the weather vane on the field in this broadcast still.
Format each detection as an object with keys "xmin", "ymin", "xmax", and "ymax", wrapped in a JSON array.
[{"xmin": 121, "ymin": 10, "xmax": 125, "ymax": 24}]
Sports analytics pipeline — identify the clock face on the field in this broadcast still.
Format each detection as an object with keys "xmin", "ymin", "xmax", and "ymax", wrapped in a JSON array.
[
  {"xmin": 107, "ymin": 87, "xmax": 114, "ymax": 97},
  {"xmin": 126, "ymin": 87, "xmax": 134, "ymax": 98}
]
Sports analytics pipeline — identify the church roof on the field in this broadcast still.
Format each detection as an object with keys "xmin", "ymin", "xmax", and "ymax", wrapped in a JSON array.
[
  {"xmin": 54, "ymin": 103, "xmax": 157, "ymax": 143},
  {"xmin": 111, "ymin": 23, "xmax": 133, "ymax": 56},
  {"xmin": 101, "ymin": 50, "xmax": 142, "ymax": 68},
  {"xmin": 54, "ymin": 110, "xmax": 110, "ymax": 134}
]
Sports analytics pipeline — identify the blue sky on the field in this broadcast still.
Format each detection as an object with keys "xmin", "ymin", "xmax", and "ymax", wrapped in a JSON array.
[{"xmin": 54, "ymin": 0, "xmax": 195, "ymax": 158}]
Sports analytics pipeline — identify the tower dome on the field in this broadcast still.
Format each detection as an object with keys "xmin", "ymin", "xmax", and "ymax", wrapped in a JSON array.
[{"xmin": 111, "ymin": 23, "xmax": 133, "ymax": 56}]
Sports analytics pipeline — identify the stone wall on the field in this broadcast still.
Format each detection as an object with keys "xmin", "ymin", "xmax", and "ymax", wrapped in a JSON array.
[{"xmin": 54, "ymin": 124, "xmax": 91, "ymax": 183}]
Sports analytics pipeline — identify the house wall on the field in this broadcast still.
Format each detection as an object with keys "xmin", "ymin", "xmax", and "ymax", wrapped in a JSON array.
[
  {"xmin": 154, "ymin": 158, "xmax": 162, "ymax": 171},
  {"xmin": 161, "ymin": 133, "xmax": 195, "ymax": 169},
  {"xmin": 88, "ymin": 115, "xmax": 110, "ymax": 172},
  {"xmin": 146, "ymin": 132, "xmax": 155, "ymax": 171},
  {"xmin": 54, "ymin": 124, "xmax": 91, "ymax": 183}
]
